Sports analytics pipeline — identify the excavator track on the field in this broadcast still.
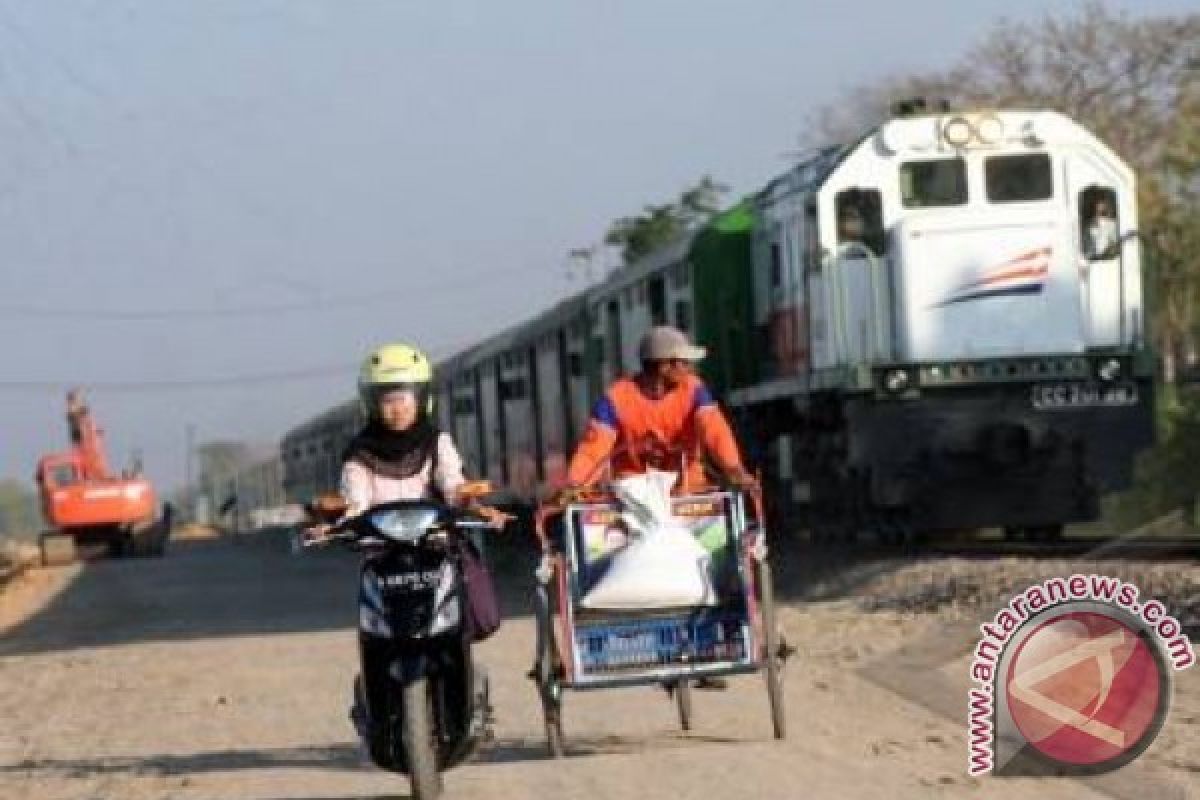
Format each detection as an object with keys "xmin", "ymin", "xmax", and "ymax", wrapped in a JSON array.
[{"xmin": 126, "ymin": 519, "xmax": 169, "ymax": 558}]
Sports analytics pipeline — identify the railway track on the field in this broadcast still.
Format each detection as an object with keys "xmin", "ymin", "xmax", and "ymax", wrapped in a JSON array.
[{"xmin": 921, "ymin": 535, "xmax": 1200, "ymax": 560}]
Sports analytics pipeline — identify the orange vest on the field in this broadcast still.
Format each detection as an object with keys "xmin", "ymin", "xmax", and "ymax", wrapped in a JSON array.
[{"xmin": 566, "ymin": 374, "xmax": 742, "ymax": 490}]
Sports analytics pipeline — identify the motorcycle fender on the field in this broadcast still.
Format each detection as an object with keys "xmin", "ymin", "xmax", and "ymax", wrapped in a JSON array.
[{"xmin": 388, "ymin": 653, "xmax": 429, "ymax": 687}]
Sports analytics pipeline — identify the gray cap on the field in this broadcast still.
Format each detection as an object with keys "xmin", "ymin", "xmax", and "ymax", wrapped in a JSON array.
[{"xmin": 638, "ymin": 326, "xmax": 706, "ymax": 362}]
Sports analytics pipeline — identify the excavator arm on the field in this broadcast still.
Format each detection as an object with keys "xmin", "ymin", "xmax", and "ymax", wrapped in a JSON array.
[{"xmin": 66, "ymin": 388, "xmax": 111, "ymax": 480}]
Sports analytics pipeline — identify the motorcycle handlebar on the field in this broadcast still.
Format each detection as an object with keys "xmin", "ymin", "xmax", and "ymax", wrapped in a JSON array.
[{"xmin": 294, "ymin": 501, "xmax": 502, "ymax": 553}]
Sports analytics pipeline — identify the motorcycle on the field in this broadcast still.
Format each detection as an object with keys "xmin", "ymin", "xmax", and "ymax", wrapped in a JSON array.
[{"xmin": 301, "ymin": 484, "xmax": 502, "ymax": 799}]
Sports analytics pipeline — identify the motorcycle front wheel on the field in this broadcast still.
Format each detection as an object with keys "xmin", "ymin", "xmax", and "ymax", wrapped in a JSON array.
[{"xmin": 401, "ymin": 677, "xmax": 443, "ymax": 799}]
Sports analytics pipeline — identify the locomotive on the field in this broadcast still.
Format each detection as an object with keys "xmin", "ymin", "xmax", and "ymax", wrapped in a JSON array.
[{"xmin": 283, "ymin": 109, "xmax": 1154, "ymax": 543}]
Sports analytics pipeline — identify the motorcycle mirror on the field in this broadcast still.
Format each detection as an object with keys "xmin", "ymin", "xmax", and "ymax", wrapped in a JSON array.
[{"xmin": 305, "ymin": 492, "xmax": 348, "ymax": 523}]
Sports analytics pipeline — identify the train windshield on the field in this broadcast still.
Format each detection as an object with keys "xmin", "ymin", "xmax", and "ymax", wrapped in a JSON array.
[
  {"xmin": 899, "ymin": 158, "xmax": 967, "ymax": 208},
  {"xmin": 986, "ymin": 153, "xmax": 1053, "ymax": 203}
]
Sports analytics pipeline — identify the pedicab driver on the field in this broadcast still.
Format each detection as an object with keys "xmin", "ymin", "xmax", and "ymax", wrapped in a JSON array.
[
  {"xmin": 560, "ymin": 326, "xmax": 756, "ymax": 691},
  {"xmin": 564, "ymin": 325, "xmax": 756, "ymax": 492}
]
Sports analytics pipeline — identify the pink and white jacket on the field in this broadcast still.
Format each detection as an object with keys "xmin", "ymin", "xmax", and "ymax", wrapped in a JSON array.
[{"xmin": 339, "ymin": 432, "xmax": 466, "ymax": 515}]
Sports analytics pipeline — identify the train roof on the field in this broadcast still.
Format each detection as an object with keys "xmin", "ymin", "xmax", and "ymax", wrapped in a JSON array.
[
  {"xmin": 757, "ymin": 143, "xmax": 853, "ymax": 206},
  {"xmin": 432, "ymin": 233, "xmax": 696, "ymax": 375},
  {"xmin": 756, "ymin": 109, "xmax": 1131, "ymax": 209},
  {"xmin": 589, "ymin": 233, "xmax": 695, "ymax": 296}
]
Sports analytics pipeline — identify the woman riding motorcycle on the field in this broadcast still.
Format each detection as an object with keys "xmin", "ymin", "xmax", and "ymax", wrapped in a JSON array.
[{"xmin": 305, "ymin": 342, "xmax": 507, "ymax": 743}]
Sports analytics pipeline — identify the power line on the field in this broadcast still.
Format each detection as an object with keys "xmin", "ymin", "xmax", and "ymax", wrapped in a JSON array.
[
  {"xmin": 0, "ymin": 262, "xmax": 552, "ymax": 320},
  {"xmin": 0, "ymin": 334, "xmax": 478, "ymax": 393},
  {"xmin": 0, "ymin": 3, "xmax": 111, "ymax": 101},
  {"xmin": 0, "ymin": 363, "xmax": 355, "ymax": 393}
]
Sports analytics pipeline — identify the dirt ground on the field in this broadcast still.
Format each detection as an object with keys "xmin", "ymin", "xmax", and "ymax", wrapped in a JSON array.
[{"xmin": 0, "ymin": 532, "xmax": 1196, "ymax": 800}]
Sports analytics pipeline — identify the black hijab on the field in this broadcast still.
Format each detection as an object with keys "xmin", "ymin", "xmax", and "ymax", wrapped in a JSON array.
[{"xmin": 343, "ymin": 414, "xmax": 439, "ymax": 480}]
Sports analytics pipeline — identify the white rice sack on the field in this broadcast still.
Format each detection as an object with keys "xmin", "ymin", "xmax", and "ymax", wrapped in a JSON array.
[{"xmin": 581, "ymin": 470, "xmax": 718, "ymax": 610}]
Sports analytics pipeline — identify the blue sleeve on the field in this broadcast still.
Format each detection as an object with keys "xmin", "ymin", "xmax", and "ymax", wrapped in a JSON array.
[
  {"xmin": 691, "ymin": 384, "xmax": 715, "ymax": 412},
  {"xmin": 591, "ymin": 395, "xmax": 619, "ymax": 428}
]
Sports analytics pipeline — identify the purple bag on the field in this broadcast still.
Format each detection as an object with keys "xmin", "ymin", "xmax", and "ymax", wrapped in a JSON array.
[{"xmin": 459, "ymin": 539, "xmax": 501, "ymax": 642}]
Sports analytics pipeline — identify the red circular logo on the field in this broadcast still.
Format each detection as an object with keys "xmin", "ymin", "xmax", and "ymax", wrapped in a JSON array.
[{"xmin": 1005, "ymin": 611, "xmax": 1166, "ymax": 768}]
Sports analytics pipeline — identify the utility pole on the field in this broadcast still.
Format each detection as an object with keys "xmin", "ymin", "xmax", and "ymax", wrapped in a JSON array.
[{"xmin": 184, "ymin": 424, "xmax": 195, "ymax": 522}]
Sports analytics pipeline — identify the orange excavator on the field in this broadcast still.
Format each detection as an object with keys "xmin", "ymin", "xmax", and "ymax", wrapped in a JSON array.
[{"xmin": 34, "ymin": 389, "xmax": 165, "ymax": 565}]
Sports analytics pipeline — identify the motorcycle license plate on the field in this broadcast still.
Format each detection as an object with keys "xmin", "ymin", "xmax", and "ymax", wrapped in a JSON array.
[
  {"xmin": 383, "ymin": 569, "xmax": 443, "ymax": 591},
  {"xmin": 1031, "ymin": 382, "xmax": 1138, "ymax": 411}
]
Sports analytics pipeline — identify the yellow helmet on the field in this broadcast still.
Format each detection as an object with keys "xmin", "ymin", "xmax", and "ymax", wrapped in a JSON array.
[{"xmin": 358, "ymin": 343, "xmax": 434, "ymax": 415}]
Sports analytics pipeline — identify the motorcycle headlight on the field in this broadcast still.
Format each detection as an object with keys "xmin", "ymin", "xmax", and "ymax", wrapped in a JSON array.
[{"xmin": 368, "ymin": 508, "xmax": 440, "ymax": 542}]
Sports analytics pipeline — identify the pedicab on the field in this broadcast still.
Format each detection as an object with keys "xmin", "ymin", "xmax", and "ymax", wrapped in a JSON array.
[{"xmin": 529, "ymin": 446, "xmax": 790, "ymax": 756}]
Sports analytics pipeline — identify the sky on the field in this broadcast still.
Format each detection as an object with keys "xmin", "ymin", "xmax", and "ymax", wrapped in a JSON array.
[{"xmin": 0, "ymin": 0, "xmax": 1194, "ymax": 490}]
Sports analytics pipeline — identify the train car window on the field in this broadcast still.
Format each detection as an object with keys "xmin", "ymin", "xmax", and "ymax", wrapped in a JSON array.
[
  {"xmin": 986, "ymin": 153, "xmax": 1052, "ymax": 203},
  {"xmin": 500, "ymin": 378, "xmax": 526, "ymax": 401},
  {"xmin": 605, "ymin": 300, "xmax": 621, "ymax": 374},
  {"xmin": 568, "ymin": 352, "xmax": 583, "ymax": 377},
  {"xmin": 834, "ymin": 188, "xmax": 886, "ymax": 256},
  {"xmin": 1079, "ymin": 186, "xmax": 1120, "ymax": 260},
  {"xmin": 769, "ymin": 241, "xmax": 783, "ymax": 288},
  {"xmin": 899, "ymin": 158, "xmax": 967, "ymax": 208},
  {"xmin": 671, "ymin": 261, "xmax": 690, "ymax": 289},
  {"xmin": 804, "ymin": 203, "xmax": 820, "ymax": 270},
  {"xmin": 648, "ymin": 276, "xmax": 667, "ymax": 325},
  {"xmin": 675, "ymin": 300, "xmax": 691, "ymax": 334}
]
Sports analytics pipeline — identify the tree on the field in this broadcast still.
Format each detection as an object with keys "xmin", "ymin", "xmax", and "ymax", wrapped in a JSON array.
[
  {"xmin": 1154, "ymin": 60, "xmax": 1200, "ymax": 384},
  {"xmin": 0, "ymin": 479, "xmax": 40, "ymax": 539},
  {"xmin": 603, "ymin": 176, "xmax": 729, "ymax": 265}
]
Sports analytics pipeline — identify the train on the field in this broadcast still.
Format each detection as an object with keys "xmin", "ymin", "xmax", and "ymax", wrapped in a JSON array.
[{"xmin": 282, "ymin": 107, "xmax": 1156, "ymax": 543}]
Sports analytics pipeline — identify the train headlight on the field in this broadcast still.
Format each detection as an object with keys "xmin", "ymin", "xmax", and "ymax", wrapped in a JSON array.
[
  {"xmin": 1098, "ymin": 358, "xmax": 1122, "ymax": 382},
  {"xmin": 975, "ymin": 115, "xmax": 1004, "ymax": 145},
  {"xmin": 879, "ymin": 119, "xmax": 937, "ymax": 154},
  {"xmin": 884, "ymin": 369, "xmax": 910, "ymax": 392},
  {"xmin": 942, "ymin": 117, "xmax": 974, "ymax": 148}
]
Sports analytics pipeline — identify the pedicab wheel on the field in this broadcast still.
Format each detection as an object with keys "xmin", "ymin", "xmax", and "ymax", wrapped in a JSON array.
[
  {"xmin": 674, "ymin": 679, "xmax": 693, "ymax": 731},
  {"xmin": 758, "ymin": 558, "xmax": 787, "ymax": 740},
  {"xmin": 536, "ymin": 654, "xmax": 566, "ymax": 758},
  {"xmin": 533, "ymin": 597, "xmax": 567, "ymax": 757},
  {"xmin": 543, "ymin": 700, "xmax": 566, "ymax": 758}
]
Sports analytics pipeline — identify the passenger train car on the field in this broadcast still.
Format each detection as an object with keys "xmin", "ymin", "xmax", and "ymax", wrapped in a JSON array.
[{"xmin": 282, "ymin": 108, "xmax": 1155, "ymax": 542}]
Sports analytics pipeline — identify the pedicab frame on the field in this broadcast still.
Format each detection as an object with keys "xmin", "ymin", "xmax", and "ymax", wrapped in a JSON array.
[{"xmin": 529, "ymin": 452, "xmax": 788, "ymax": 757}]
